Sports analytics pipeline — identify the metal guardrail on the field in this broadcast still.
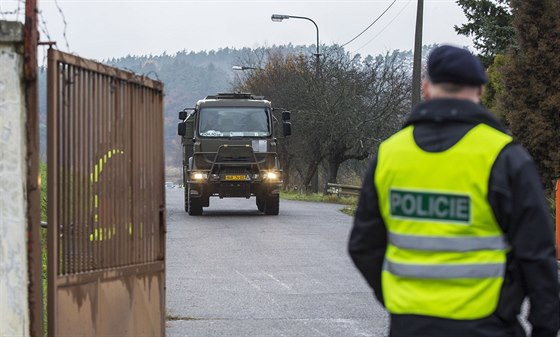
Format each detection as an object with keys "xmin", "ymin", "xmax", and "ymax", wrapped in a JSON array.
[{"xmin": 326, "ymin": 183, "xmax": 361, "ymax": 198}]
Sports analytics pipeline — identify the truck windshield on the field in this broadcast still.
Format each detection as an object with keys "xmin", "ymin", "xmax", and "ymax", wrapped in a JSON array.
[{"xmin": 198, "ymin": 107, "xmax": 271, "ymax": 137}]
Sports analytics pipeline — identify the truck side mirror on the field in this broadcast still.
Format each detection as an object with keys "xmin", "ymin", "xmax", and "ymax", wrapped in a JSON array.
[
  {"xmin": 178, "ymin": 122, "xmax": 186, "ymax": 136},
  {"xmin": 282, "ymin": 122, "xmax": 292, "ymax": 137},
  {"xmin": 179, "ymin": 110, "xmax": 189, "ymax": 120},
  {"xmin": 282, "ymin": 110, "xmax": 291, "ymax": 121}
]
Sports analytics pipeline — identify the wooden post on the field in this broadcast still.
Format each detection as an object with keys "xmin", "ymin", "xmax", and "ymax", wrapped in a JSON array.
[{"xmin": 24, "ymin": 0, "xmax": 43, "ymax": 335}]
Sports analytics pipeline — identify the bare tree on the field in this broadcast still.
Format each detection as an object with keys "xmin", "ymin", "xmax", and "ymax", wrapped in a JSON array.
[{"xmin": 235, "ymin": 47, "xmax": 411, "ymax": 189}]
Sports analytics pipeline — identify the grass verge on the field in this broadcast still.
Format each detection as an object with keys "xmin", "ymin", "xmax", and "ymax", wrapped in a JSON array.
[{"xmin": 280, "ymin": 190, "xmax": 357, "ymax": 216}]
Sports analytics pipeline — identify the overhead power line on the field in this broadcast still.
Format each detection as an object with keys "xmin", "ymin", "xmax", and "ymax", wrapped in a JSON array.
[
  {"xmin": 340, "ymin": 0, "xmax": 397, "ymax": 47},
  {"xmin": 353, "ymin": 1, "xmax": 412, "ymax": 54}
]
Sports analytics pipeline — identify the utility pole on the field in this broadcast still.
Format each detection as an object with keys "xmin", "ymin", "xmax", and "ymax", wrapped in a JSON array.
[
  {"xmin": 411, "ymin": 0, "xmax": 424, "ymax": 107},
  {"xmin": 312, "ymin": 31, "xmax": 320, "ymax": 194},
  {"xmin": 311, "ymin": 42, "xmax": 321, "ymax": 194},
  {"xmin": 24, "ymin": 0, "xmax": 43, "ymax": 335}
]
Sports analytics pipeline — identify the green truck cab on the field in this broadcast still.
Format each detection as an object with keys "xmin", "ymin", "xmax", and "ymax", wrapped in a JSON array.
[{"xmin": 177, "ymin": 93, "xmax": 291, "ymax": 215}]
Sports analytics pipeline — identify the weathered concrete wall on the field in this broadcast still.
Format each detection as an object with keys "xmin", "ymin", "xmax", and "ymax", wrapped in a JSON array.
[{"xmin": 0, "ymin": 20, "xmax": 30, "ymax": 337}]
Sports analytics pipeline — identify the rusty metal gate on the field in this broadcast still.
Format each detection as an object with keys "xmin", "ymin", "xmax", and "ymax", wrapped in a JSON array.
[{"xmin": 47, "ymin": 49, "xmax": 165, "ymax": 336}]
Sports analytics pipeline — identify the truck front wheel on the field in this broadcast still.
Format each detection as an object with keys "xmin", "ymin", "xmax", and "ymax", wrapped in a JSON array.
[
  {"xmin": 188, "ymin": 187, "xmax": 203, "ymax": 216},
  {"xmin": 256, "ymin": 196, "xmax": 265, "ymax": 212},
  {"xmin": 184, "ymin": 186, "xmax": 189, "ymax": 212},
  {"xmin": 264, "ymin": 194, "xmax": 279, "ymax": 215}
]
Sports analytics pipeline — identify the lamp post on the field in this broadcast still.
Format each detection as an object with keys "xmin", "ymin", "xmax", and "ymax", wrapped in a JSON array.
[
  {"xmin": 271, "ymin": 14, "xmax": 321, "ymax": 63},
  {"xmin": 271, "ymin": 13, "xmax": 321, "ymax": 193}
]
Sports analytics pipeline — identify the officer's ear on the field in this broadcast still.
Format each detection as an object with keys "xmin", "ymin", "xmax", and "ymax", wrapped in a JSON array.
[
  {"xmin": 478, "ymin": 85, "xmax": 484, "ymax": 98},
  {"xmin": 422, "ymin": 80, "xmax": 432, "ymax": 101}
]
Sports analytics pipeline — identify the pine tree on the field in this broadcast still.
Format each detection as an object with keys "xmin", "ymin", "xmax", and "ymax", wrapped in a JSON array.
[
  {"xmin": 498, "ymin": 0, "xmax": 560, "ymax": 189},
  {"xmin": 455, "ymin": 1, "xmax": 515, "ymax": 116},
  {"xmin": 455, "ymin": 0, "xmax": 514, "ymax": 67}
]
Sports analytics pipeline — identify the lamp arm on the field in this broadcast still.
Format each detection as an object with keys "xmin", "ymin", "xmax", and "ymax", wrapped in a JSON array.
[{"xmin": 288, "ymin": 15, "xmax": 320, "ymax": 57}]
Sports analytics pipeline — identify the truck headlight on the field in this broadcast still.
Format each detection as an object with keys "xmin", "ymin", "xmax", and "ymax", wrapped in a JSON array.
[
  {"xmin": 265, "ymin": 172, "xmax": 279, "ymax": 180},
  {"xmin": 191, "ymin": 172, "xmax": 207, "ymax": 181}
]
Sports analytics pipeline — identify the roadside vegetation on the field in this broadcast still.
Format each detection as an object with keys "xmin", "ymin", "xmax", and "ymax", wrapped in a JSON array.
[
  {"xmin": 280, "ymin": 190, "xmax": 357, "ymax": 216},
  {"xmin": 548, "ymin": 195, "xmax": 557, "ymax": 225},
  {"xmin": 234, "ymin": 46, "xmax": 411, "ymax": 191},
  {"xmin": 456, "ymin": 0, "xmax": 559, "ymax": 198}
]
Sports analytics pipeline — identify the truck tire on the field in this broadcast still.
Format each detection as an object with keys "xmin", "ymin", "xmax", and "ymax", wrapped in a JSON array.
[
  {"xmin": 264, "ymin": 194, "xmax": 279, "ymax": 215},
  {"xmin": 256, "ymin": 196, "xmax": 265, "ymax": 212},
  {"xmin": 202, "ymin": 196, "xmax": 210, "ymax": 207},
  {"xmin": 188, "ymin": 197, "xmax": 203, "ymax": 215},
  {"xmin": 188, "ymin": 187, "xmax": 203, "ymax": 216},
  {"xmin": 184, "ymin": 186, "xmax": 189, "ymax": 212}
]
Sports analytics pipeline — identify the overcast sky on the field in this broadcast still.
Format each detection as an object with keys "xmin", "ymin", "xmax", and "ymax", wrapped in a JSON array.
[{"xmin": 2, "ymin": 0, "xmax": 473, "ymax": 61}]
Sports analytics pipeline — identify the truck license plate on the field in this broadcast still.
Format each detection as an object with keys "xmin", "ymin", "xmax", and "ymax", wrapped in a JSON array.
[{"xmin": 225, "ymin": 175, "xmax": 248, "ymax": 181}]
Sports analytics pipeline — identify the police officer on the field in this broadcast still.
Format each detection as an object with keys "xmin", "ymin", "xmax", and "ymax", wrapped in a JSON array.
[{"xmin": 348, "ymin": 45, "xmax": 560, "ymax": 337}]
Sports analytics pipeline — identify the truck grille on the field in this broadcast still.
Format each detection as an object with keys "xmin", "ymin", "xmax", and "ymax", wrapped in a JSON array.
[{"xmin": 221, "ymin": 168, "xmax": 251, "ymax": 175}]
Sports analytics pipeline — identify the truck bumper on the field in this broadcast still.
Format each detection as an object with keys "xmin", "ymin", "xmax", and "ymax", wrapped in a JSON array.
[{"xmin": 188, "ymin": 181, "xmax": 281, "ymax": 199}]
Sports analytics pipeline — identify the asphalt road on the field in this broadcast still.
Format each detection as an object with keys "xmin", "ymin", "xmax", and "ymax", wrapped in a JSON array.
[{"xmin": 165, "ymin": 188, "xmax": 388, "ymax": 337}]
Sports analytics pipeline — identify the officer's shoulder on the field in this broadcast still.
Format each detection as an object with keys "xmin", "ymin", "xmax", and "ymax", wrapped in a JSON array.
[
  {"xmin": 380, "ymin": 127, "xmax": 411, "ymax": 146},
  {"xmin": 496, "ymin": 142, "xmax": 535, "ymax": 172}
]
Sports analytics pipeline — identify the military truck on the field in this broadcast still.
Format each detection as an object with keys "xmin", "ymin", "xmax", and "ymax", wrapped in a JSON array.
[{"xmin": 177, "ymin": 93, "xmax": 291, "ymax": 215}]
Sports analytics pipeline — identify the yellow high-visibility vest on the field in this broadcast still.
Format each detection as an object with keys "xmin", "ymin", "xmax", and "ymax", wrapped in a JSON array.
[{"xmin": 375, "ymin": 123, "xmax": 512, "ymax": 319}]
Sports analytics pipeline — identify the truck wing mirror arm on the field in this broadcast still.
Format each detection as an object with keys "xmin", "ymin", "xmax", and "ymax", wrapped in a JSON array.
[{"xmin": 179, "ymin": 108, "xmax": 195, "ymax": 120}]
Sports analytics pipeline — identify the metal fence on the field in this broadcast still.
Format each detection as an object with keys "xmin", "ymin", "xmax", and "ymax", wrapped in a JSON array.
[
  {"xmin": 326, "ymin": 183, "xmax": 361, "ymax": 198},
  {"xmin": 47, "ymin": 48, "xmax": 165, "ymax": 336}
]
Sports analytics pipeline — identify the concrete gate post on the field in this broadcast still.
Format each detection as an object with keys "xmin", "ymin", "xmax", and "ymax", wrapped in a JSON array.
[{"xmin": 0, "ymin": 20, "xmax": 30, "ymax": 337}]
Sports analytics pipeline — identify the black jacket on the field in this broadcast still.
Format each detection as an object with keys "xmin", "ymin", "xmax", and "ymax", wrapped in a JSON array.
[{"xmin": 348, "ymin": 99, "xmax": 560, "ymax": 337}]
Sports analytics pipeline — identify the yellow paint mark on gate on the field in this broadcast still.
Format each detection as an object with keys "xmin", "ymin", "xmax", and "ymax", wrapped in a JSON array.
[{"xmin": 88, "ymin": 148, "xmax": 144, "ymax": 242}]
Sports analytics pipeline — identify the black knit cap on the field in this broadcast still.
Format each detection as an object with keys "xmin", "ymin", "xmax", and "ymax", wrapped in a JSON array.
[{"xmin": 427, "ymin": 45, "xmax": 488, "ymax": 85}]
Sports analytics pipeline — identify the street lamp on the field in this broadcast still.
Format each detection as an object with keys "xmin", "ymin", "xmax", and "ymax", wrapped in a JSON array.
[
  {"xmin": 271, "ymin": 14, "xmax": 321, "ymax": 61},
  {"xmin": 271, "ymin": 13, "xmax": 321, "ymax": 193}
]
